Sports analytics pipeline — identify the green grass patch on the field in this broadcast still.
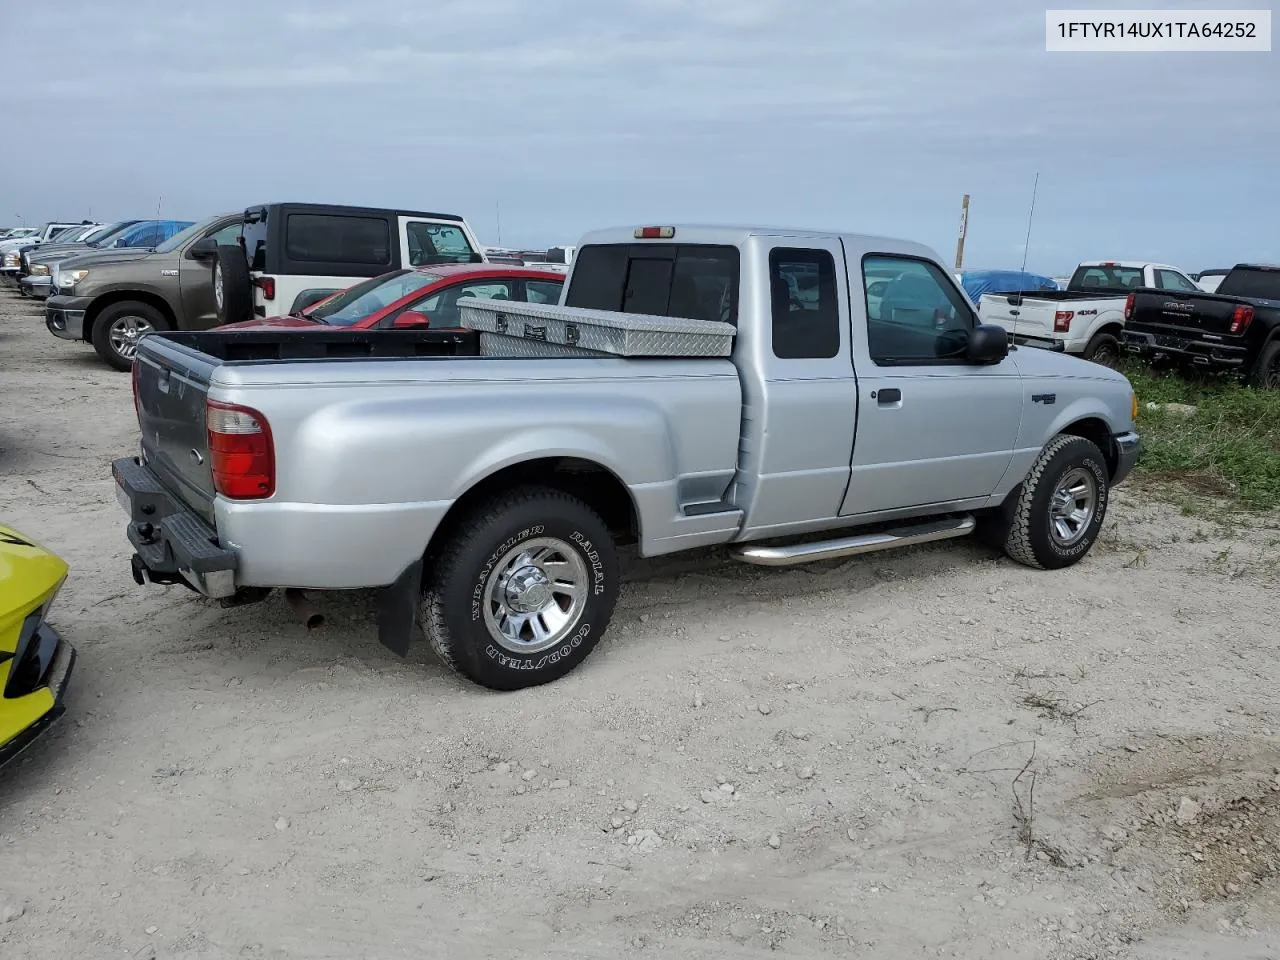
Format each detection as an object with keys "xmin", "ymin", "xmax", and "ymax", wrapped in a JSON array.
[{"xmin": 1120, "ymin": 360, "xmax": 1280, "ymax": 511}]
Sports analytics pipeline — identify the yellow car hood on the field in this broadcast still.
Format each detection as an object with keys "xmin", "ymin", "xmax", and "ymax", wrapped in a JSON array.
[{"xmin": 1, "ymin": 524, "xmax": 68, "ymax": 654}]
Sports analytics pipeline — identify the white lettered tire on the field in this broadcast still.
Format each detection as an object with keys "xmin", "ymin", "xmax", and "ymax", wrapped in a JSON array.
[
  {"xmin": 1003, "ymin": 435, "xmax": 1110, "ymax": 570},
  {"xmin": 421, "ymin": 487, "xmax": 619, "ymax": 690}
]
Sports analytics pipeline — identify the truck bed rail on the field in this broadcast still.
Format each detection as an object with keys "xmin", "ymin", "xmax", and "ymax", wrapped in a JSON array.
[{"xmin": 149, "ymin": 328, "xmax": 481, "ymax": 363}]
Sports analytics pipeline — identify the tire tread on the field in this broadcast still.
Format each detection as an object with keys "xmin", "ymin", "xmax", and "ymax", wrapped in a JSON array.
[
  {"xmin": 420, "ymin": 485, "xmax": 612, "ymax": 688},
  {"xmin": 1003, "ymin": 434, "xmax": 1096, "ymax": 570}
]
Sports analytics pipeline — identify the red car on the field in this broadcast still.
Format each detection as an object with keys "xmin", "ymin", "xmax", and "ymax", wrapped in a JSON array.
[{"xmin": 219, "ymin": 263, "xmax": 566, "ymax": 332}]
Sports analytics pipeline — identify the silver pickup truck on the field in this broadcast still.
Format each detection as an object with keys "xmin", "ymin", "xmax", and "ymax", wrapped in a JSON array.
[{"xmin": 112, "ymin": 224, "xmax": 1141, "ymax": 690}]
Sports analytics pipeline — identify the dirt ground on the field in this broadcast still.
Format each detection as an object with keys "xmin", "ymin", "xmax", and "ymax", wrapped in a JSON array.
[{"xmin": 1, "ymin": 288, "xmax": 1278, "ymax": 960}]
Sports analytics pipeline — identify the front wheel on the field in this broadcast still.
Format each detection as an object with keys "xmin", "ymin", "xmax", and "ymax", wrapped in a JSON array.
[
  {"xmin": 91, "ymin": 301, "xmax": 170, "ymax": 371},
  {"xmin": 421, "ymin": 487, "xmax": 619, "ymax": 690},
  {"xmin": 1001, "ymin": 435, "xmax": 1110, "ymax": 570}
]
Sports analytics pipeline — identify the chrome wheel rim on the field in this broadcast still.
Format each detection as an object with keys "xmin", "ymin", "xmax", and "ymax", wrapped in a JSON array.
[
  {"xmin": 1049, "ymin": 467, "xmax": 1097, "ymax": 546},
  {"xmin": 214, "ymin": 263, "xmax": 224, "ymax": 311},
  {"xmin": 108, "ymin": 315, "xmax": 154, "ymax": 360},
  {"xmin": 482, "ymin": 537, "xmax": 588, "ymax": 654}
]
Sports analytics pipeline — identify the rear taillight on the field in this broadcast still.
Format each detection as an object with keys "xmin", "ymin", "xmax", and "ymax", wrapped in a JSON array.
[
  {"xmin": 1053, "ymin": 310, "xmax": 1074, "ymax": 333},
  {"xmin": 1229, "ymin": 304, "xmax": 1253, "ymax": 335},
  {"xmin": 206, "ymin": 400, "xmax": 274, "ymax": 499},
  {"xmin": 253, "ymin": 276, "xmax": 276, "ymax": 300},
  {"xmin": 1124, "ymin": 293, "xmax": 1135, "ymax": 320}
]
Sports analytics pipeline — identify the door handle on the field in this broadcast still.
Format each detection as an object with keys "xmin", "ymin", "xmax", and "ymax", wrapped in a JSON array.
[{"xmin": 876, "ymin": 388, "xmax": 901, "ymax": 404}]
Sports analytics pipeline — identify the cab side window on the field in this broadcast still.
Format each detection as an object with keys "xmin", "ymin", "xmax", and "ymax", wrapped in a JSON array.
[
  {"xmin": 769, "ymin": 248, "xmax": 839, "ymax": 359},
  {"xmin": 207, "ymin": 223, "xmax": 244, "ymax": 246},
  {"xmin": 418, "ymin": 280, "xmax": 515, "ymax": 326},
  {"xmin": 1156, "ymin": 269, "xmax": 1198, "ymax": 292},
  {"xmin": 863, "ymin": 255, "xmax": 974, "ymax": 365}
]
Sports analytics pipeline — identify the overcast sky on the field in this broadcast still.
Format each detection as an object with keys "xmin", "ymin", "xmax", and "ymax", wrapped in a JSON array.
[{"xmin": 3, "ymin": 0, "xmax": 1274, "ymax": 274}]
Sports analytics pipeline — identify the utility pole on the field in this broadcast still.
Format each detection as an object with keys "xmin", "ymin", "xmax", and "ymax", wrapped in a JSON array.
[
  {"xmin": 954, "ymin": 194, "xmax": 970, "ymax": 272},
  {"xmin": 495, "ymin": 200, "xmax": 503, "ymax": 247}
]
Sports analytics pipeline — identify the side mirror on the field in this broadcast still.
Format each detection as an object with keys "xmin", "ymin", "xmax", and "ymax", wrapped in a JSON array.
[
  {"xmin": 392, "ymin": 310, "xmax": 431, "ymax": 329},
  {"xmin": 187, "ymin": 236, "xmax": 218, "ymax": 260},
  {"xmin": 967, "ymin": 324, "xmax": 1009, "ymax": 364}
]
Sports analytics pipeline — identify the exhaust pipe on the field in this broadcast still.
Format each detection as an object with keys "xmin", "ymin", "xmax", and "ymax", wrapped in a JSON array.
[{"xmin": 284, "ymin": 588, "xmax": 324, "ymax": 629}]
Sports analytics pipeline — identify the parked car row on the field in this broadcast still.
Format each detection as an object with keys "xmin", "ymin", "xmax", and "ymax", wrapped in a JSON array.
[
  {"xmin": 973, "ymin": 260, "xmax": 1202, "ymax": 366},
  {"xmin": 960, "ymin": 257, "xmax": 1280, "ymax": 389},
  {"xmin": 35, "ymin": 203, "xmax": 503, "ymax": 369},
  {"xmin": 4, "ymin": 220, "xmax": 194, "ymax": 300},
  {"xmin": 2, "ymin": 221, "xmax": 98, "ymax": 283}
]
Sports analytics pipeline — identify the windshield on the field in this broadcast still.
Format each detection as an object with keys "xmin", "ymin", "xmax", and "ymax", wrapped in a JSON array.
[
  {"xmin": 311, "ymin": 270, "xmax": 442, "ymax": 325},
  {"xmin": 79, "ymin": 223, "xmax": 122, "ymax": 244},
  {"xmin": 50, "ymin": 227, "xmax": 84, "ymax": 242},
  {"xmin": 86, "ymin": 221, "xmax": 136, "ymax": 246},
  {"xmin": 153, "ymin": 218, "xmax": 215, "ymax": 254},
  {"xmin": 1218, "ymin": 268, "xmax": 1280, "ymax": 301}
]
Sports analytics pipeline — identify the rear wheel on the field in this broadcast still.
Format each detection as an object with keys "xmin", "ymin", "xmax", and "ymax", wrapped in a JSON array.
[
  {"xmin": 1002, "ymin": 435, "xmax": 1109, "ymax": 570},
  {"xmin": 1083, "ymin": 330, "xmax": 1121, "ymax": 368},
  {"xmin": 91, "ymin": 301, "xmax": 169, "ymax": 371},
  {"xmin": 1249, "ymin": 341, "xmax": 1280, "ymax": 390},
  {"xmin": 421, "ymin": 487, "xmax": 619, "ymax": 691}
]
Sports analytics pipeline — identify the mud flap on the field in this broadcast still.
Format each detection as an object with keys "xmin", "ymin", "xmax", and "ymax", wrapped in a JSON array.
[{"xmin": 376, "ymin": 557, "xmax": 422, "ymax": 658}]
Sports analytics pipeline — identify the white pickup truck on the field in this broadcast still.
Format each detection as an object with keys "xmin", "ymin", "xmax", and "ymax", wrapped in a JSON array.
[{"xmin": 977, "ymin": 260, "xmax": 1201, "ymax": 365}]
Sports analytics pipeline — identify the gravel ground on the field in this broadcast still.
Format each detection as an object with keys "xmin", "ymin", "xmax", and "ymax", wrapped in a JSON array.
[{"xmin": 1, "ymin": 287, "xmax": 1278, "ymax": 960}]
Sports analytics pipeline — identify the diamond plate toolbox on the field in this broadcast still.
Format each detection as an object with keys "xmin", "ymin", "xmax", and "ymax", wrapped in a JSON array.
[{"xmin": 459, "ymin": 298, "xmax": 735, "ymax": 358}]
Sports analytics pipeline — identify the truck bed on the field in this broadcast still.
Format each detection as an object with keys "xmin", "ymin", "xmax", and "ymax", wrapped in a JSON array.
[{"xmin": 128, "ymin": 327, "xmax": 744, "ymax": 588}]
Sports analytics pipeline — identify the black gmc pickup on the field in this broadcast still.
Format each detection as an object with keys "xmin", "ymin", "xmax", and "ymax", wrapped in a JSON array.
[{"xmin": 1122, "ymin": 264, "xmax": 1280, "ymax": 388}]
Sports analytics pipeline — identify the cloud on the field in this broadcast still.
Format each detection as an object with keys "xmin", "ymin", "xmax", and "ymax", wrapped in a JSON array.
[{"xmin": 1, "ymin": 0, "xmax": 1274, "ymax": 270}]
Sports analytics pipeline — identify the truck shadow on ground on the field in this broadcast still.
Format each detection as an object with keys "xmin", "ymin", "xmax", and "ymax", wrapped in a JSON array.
[{"xmin": 150, "ymin": 537, "xmax": 1001, "ymax": 682}]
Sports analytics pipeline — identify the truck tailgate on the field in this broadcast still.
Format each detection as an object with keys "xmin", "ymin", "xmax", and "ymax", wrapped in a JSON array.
[
  {"xmin": 133, "ymin": 336, "xmax": 219, "ymax": 523},
  {"xmin": 1128, "ymin": 290, "xmax": 1241, "ymax": 336},
  {"xmin": 978, "ymin": 295, "xmax": 1058, "ymax": 342}
]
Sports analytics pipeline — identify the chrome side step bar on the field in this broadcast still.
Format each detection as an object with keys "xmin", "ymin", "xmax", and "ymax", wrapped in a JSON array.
[{"xmin": 730, "ymin": 514, "xmax": 976, "ymax": 567}]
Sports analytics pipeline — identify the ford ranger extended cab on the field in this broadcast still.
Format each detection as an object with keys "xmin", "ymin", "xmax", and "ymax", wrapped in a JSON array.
[
  {"xmin": 977, "ymin": 260, "xmax": 1200, "ymax": 365},
  {"xmin": 1122, "ymin": 263, "xmax": 1280, "ymax": 387},
  {"xmin": 112, "ymin": 225, "xmax": 1141, "ymax": 691}
]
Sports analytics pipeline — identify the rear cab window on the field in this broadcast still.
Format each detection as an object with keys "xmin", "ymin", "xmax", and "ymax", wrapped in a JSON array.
[
  {"xmin": 1069, "ymin": 265, "xmax": 1146, "ymax": 291},
  {"xmin": 564, "ymin": 243, "xmax": 739, "ymax": 325},
  {"xmin": 1217, "ymin": 267, "xmax": 1280, "ymax": 300}
]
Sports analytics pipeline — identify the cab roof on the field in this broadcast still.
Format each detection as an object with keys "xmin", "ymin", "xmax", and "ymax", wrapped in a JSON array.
[
  {"xmin": 407, "ymin": 263, "xmax": 566, "ymax": 278},
  {"xmin": 576, "ymin": 224, "xmax": 942, "ymax": 261}
]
